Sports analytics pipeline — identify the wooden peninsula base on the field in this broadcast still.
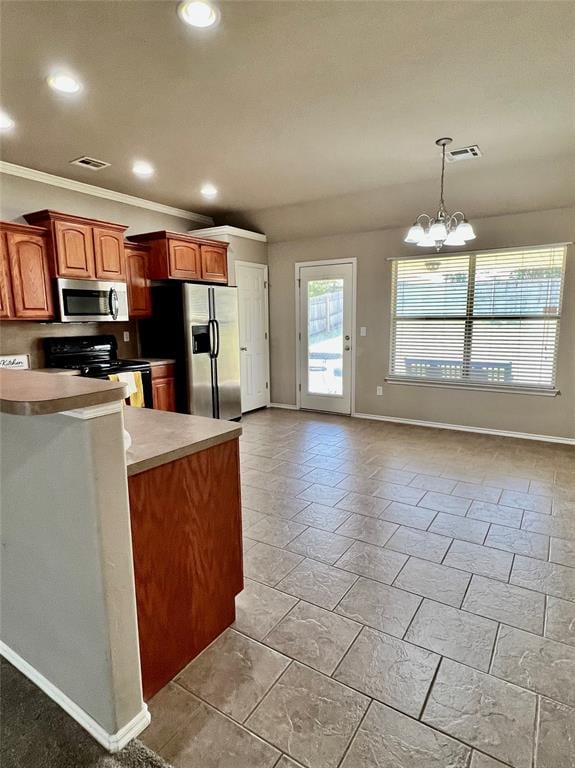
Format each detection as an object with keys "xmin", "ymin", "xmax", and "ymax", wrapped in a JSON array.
[{"xmin": 126, "ymin": 414, "xmax": 242, "ymax": 701}]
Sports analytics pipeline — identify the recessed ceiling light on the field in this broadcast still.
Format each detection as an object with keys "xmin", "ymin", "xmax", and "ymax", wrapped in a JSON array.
[
  {"xmin": 132, "ymin": 160, "xmax": 155, "ymax": 178},
  {"xmin": 47, "ymin": 71, "xmax": 83, "ymax": 94},
  {"xmin": 201, "ymin": 183, "xmax": 218, "ymax": 199},
  {"xmin": 0, "ymin": 109, "xmax": 15, "ymax": 132},
  {"xmin": 178, "ymin": 1, "xmax": 220, "ymax": 28}
]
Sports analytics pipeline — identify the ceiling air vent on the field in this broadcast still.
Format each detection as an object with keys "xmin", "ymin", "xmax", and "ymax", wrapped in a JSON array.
[
  {"xmin": 445, "ymin": 145, "xmax": 482, "ymax": 163},
  {"xmin": 70, "ymin": 156, "xmax": 111, "ymax": 171}
]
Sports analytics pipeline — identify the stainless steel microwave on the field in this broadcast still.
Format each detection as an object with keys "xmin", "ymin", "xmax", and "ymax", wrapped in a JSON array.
[{"xmin": 55, "ymin": 278, "xmax": 129, "ymax": 322}]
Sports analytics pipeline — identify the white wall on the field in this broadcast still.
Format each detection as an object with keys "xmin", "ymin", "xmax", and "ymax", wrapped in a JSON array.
[{"xmin": 268, "ymin": 207, "xmax": 575, "ymax": 440}]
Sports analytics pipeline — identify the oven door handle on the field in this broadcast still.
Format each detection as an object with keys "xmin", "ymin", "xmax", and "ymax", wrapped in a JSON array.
[{"xmin": 108, "ymin": 288, "xmax": 119, "ymax": 320}]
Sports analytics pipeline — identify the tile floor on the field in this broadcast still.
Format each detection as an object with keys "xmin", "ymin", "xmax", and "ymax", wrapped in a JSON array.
[{"xmin": 141, "ymin": 408, "xmax": 575, "ymax": 768}]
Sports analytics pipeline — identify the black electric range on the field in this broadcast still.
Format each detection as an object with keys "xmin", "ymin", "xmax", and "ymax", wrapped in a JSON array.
[{"xmin": 43, "ymin": 335, "xmax": 153, "ymax": 407}]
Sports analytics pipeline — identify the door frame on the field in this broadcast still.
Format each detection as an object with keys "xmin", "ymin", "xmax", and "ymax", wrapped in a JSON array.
[
  {"xmin": 235, "ymin": 260, "xmax": 271, "ymax": 409},
  {"xmin": 295, "ymin": 258, "xmax": 357, "ymax": 415}
]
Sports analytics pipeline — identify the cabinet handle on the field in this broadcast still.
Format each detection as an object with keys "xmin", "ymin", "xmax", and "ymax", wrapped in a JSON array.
[{"xmin": 240, "ymin": 346, "xmax": 248, "ymax": 351}]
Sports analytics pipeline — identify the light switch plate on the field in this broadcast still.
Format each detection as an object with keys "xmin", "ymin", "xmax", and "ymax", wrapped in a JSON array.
[
  {"xmin": 376, "ymin": 386, "xmax": 383, "ymax": 396},
  {"xmin": 123, "ymin": 331, "xmax": 130, "ymax": 342},
  {"xmin": 360, "ymin": 326, "xmax": 367, "ymax": 336}
]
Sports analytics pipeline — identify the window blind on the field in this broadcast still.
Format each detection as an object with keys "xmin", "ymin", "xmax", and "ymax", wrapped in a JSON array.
[{"xmin": 389, "ymin": 245, "xmax": 566, "ymax": 391}]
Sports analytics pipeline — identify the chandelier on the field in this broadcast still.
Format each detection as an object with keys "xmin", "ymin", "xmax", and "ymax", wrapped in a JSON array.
[{"xmin": 405, "ymin": 138, "xmax": 476, "ymax": 251}]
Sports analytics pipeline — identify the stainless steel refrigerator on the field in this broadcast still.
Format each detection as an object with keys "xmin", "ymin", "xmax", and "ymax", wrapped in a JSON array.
[{"xmin": 140, "ymin": 283, "xmax": 241, "ymax": 420}]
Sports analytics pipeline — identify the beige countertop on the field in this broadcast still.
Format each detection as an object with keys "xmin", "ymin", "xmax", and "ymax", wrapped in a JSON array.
[
  {"xmin": 124, "ymin": 406, "xmax": 242, "ymax": 476},
  {"xmin": 0, "ymin": 369, "xmax": 128, "ymax": 416},
  {"xmin": 132, "ymin": 358, "xmax": 176, "ymax": 367},
  {"xmin": 34, "ymin": 368, "xmax": 81, "ymax": 375}
]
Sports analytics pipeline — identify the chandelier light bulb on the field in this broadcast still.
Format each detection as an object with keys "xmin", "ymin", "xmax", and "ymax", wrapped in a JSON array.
[
  {"xmin": 416, "ymin": 234, "xmax": 436, "ymax": 248},
  {"xmin": 405, "ymin": 223, "xmax": 424, "ymax": 243},
  {"xmin": 457, "ymin": 220, "xmax": 476, "ymax": 241},
  {"xmin": 429, "ymin": 221, "xmax": 448, "ymax": 242},
  {"xmin": 445, "ymin": 230, "xmax": 466, "ymax": 246}
]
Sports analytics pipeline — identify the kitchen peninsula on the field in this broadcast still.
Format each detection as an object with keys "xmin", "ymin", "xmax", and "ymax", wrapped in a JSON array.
[{"xmin": 0, "ymin": 369, "xmax": 243, "ymax": 751}]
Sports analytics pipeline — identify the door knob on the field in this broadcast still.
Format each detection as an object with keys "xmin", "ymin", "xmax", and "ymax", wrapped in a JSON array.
[{"xmin": 240, "ymin": 346, "xmax": 248, "ymax": 351}]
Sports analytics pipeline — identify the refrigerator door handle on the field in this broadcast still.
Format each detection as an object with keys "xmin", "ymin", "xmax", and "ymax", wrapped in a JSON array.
[
  {"xmin": 208, "ymin": 319, "xmax": 217, "ymax": 359},
  {"xmin": 213, "ymin": 318, "xmax": 220, "ymax": 358}
]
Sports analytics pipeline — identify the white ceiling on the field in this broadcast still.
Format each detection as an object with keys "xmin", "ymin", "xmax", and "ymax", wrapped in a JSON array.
[{"xmin": 1, "ymin": 1, "xmax": 574, "ymax": 239}]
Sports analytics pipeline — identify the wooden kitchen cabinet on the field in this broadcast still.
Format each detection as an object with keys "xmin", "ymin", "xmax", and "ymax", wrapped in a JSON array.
[
  {"xmin": 200, "ymin": 243, "xmax": 228, "ymax": 283},
  {"xmin": 24, "ymin": 210, "xmax": 128, "ymax": 281},
  {"xmin": 0, "ymin": 222, "xmax": 54, "ymax": 320},
  {"xmin": 151, "ymin": 363, "xmax": 177, "ymax": 411},
  {"xmin": 93, "ymin": 227, "xmax": 126, "ymax": 280},
  {"xmin": 128, "ymin": 231, "xmax": 228, "ymax": 284},
  {"xmin": 125, "ymin": 243, "xmax": 152, "ymax": 318}
]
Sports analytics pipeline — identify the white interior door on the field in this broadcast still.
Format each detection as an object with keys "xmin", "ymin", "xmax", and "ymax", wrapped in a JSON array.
[
  {"xmin": 298, "ymin": 262, "xmax": 354, "ymax": 414},
  {"xmin": 236, "ymin": 262, "xmax": 270, "ymax": 413}
]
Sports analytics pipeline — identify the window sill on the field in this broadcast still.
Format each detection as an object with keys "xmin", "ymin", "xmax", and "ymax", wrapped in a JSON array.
[{"xmin": 384, "ymin": 377, "xmax": 560, "ymax": 397}]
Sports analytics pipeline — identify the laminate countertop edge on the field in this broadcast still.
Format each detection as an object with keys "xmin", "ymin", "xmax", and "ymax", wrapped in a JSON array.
[
  {"xmin": 124, "ymin": 406, "xmax": 242, "ymax": 476},
  {"xmin": 0, "ymin": 369, "xmax": 129, "ymax": 416}
]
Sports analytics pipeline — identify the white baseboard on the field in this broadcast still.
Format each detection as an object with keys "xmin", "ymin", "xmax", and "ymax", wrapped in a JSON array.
[
  {"xmin": 353, "ymin": 412, "xmax": 575, "ymax": 445},
  {"xmin": 269, "ymin": 402, "xmax": 299, "ymax": 410},
  {"xmin": 0, "ymin": 641, "xmax": 150, "ymax": 753}
]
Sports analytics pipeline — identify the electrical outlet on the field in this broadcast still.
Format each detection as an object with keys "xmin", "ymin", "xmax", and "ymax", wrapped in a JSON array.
[
  {"xmin": 123, "ymin": 331, "xmax": 130, "ymax": 342},
  {"xmin": 360, "ymin": 326, "xmax": 367, "ymax": 337},
  {"xmin": 376, "ymin": 386, "xmax": 383, "ymax": 396}
]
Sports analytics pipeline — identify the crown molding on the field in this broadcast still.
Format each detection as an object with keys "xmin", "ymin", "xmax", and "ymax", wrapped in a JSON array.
[
  {"xmin": 188, "ymin": 225, "xmax": 267, "ymax": 242},
  {"xmin": 0, "ymin": 161, "xmax": 212, "ymax": 225}
]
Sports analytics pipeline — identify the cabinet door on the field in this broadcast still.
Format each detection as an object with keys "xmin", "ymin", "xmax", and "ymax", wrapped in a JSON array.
[
  {"xmin": 53, "ymin": 220, "xmax": 95, "ymax": 278},
  {"xmin": 200, "ymin": 244, "xmax": 228, "ymax": 283},
  {"xmin": 168, "ymin": 240, "xmax": 201, "ymax": 280},
  {"xmin": 93, "ymin": 227, "xmax": 126, "ymax": 280},
  {"xmin": 0, "ymin": 234, "xmax": 14, "ymax": 318},
  {"xmin": 6, "ymin": 231, "xmax": 54, "ymax": 319},
  {"xmin": 152, "ymin": 377, "xmax": 176, "ymax": 412},
  {"xmin": 125, "ymin": 246, "xmax": 152, "ymax": 318}
]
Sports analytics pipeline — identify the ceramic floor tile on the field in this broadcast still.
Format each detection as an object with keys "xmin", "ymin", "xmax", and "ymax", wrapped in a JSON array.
[
  {"xmin": 240, "ymin": 455, "xmax": 283, "ymax": 473},
  {"xmin": 161, "ymin": 696, "xmax": 280, "ymax": 768},
  {"xmin": 549, "ymin": 537, "xmax": 575, "ymax": 567},
  {"xmin": 336, "ymin": 540, "xmax": 408, "ymax": 583},
  {"xmin": 378, "ymin": 501, "xmax": 437, "ymax": 531},
  {"xmin": 141, "ymin": 681, "xmax": 203, "ymax": 752},
  {"xmin": 444, "ymin": 540, "xmax": 513, "ymax": 581},
  {"xmin": 335, "ymin": 576, "xmax": 421, "ymax": 637},
  {"xmin": 233, "ymin": 579, "xmax": 298, "ymax": 641},
  {"xmin": 500, "ymin": 489, "xmax": 552, "ymax": 514},
  {"xmin": 243, "ymin": 542, "xmax": 304, "ymax": 586},
  {"xmin": 485, "ymin": 524, "xmax": 549, "ymax": 560},
  {"xmin": 545, "ymin": 596, "xmax": 575, "ymax": 647},
  {"xmin": 275, "ymin": 756, "xmax": 305, "ymax": 768},
  {"xmin": 247, "ymin": 517, "xmax": 308, "ymax": 548},
  {"xmin": 536, "ymin": 697, "xmax": 575, "ymax": 768},
  {"xmin": 301, "ymin": 467, "xmax": 349, "ymax": 487},
  {"xmin": 335, "ymin": 513, "xmax": 398, "ymax": 548},
  {"xmin": 462, "ymin": 574, "xmax": 545, "ymax": 634},
  {"xmin": 243, "ymin": 508, "xmax": 271, "ymax": 532},
  {"xmin": 243, "ymin": 537, "xmax": 257, "ymax": 553},
  {"xmin": 510, "ymin": 555, "xmax": 575, "ymax": 600},
  {"xmin": 263, "ymin": 600, "xmax": 361, "ymax": 674},
  {"xmin": 452, "ymin": 482, "xmax": 502, "ymax": 504},
  {"xmin": 429, "ymin": 513, "xmax": 489, "ymax": 544},
  {"xmin": 292, "ymin": 503, "xmax": 352, "ymax": 532},
  {"xmin": 340, "ymin": 700, "xmax": 470, "ymax": 768},
  {"xmin": 369, "ymin": 467, "xmax": 417, "ymax": 486},
  {"xmin": 246, "ymin": 662, "xmax": 369, "ymax": 768},
  {"xmin": 406, "ymin": 599, "xmax": 498, "ymax": 671},
  {"xmin": 409, "ymin": 474, "xmax": 457, "ymax": 494},
  {"xmin": 373, "ymin": 481, "xmax": 426, "ymax": 505},
  {"xmin": 467, "ymin": 501, "xmax": 524, "ymax": 528},
  {"xmin": 278, "ymin": 449, "xmax": 317, "ymax": 464},
  {"xmin": 286, "ymin": 527, "xmax": 354, "ymax": 564},
  {"xmin": 470, "ymin": 752, "xmax": 513, "ymax": 767},
  {"xmin": 385, "ymin": 525, "xmax": 452, "ymax": 563},
  {"xmin": 276, "ymin": 557, "xmax": 358, "ymax": 610},
  {"xmin": 272, "ymin": 461, "xmax": 316, "ymax": 480},
  {"xmin": 393, "ymin": 556, "xmax": 471, "ymax": 608},
  {"xmin": 336, "ymin": 475, "xmax": 383, "ymax": 495},
  {"xmin": 297, "ymin": 483, "xmax": 349, "ymax": 507},
  {"xmin": 267, "ymin": 474, "xmax": 314, "ymax": 497},
  {"xmin": 418, "ymin": 491, "xmax": 472, "ymax": 517},
  {"xmin": 334, "ymin": 627, "xmax": 440, "ymax": 718},
  {"xmin": 242, "ymin": 486, "xmax": 311, "ymax": 518},
  {"xmin": 482, "ymin": 474, "xmax": 530, "ymax": 493},
  {"xmin": 491, "ymin": 624, "xmax": 575, "ymax": 707},
  {"xmin": 303, "ymin": 454, "xmax": 346, "ymax": 471},
  {"xmin": 177, "ymin": 629, "xmax": 290, "ymax": 722},
  {"xmin": 335, "ymin": 492, "xmax": 391, "ymax": 518},
  {"xmin": 422, "ymin": 658, "xmax": 537, "ymax": 768},
  {"xmin": 521, "ymin": 510, "xmax": 575, "ymax": 540}
]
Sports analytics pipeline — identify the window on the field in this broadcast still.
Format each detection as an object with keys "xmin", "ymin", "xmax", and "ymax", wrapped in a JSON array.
[{"xmin": 388, "ymin": 245, "xmax": 566, "ymax": 392}]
